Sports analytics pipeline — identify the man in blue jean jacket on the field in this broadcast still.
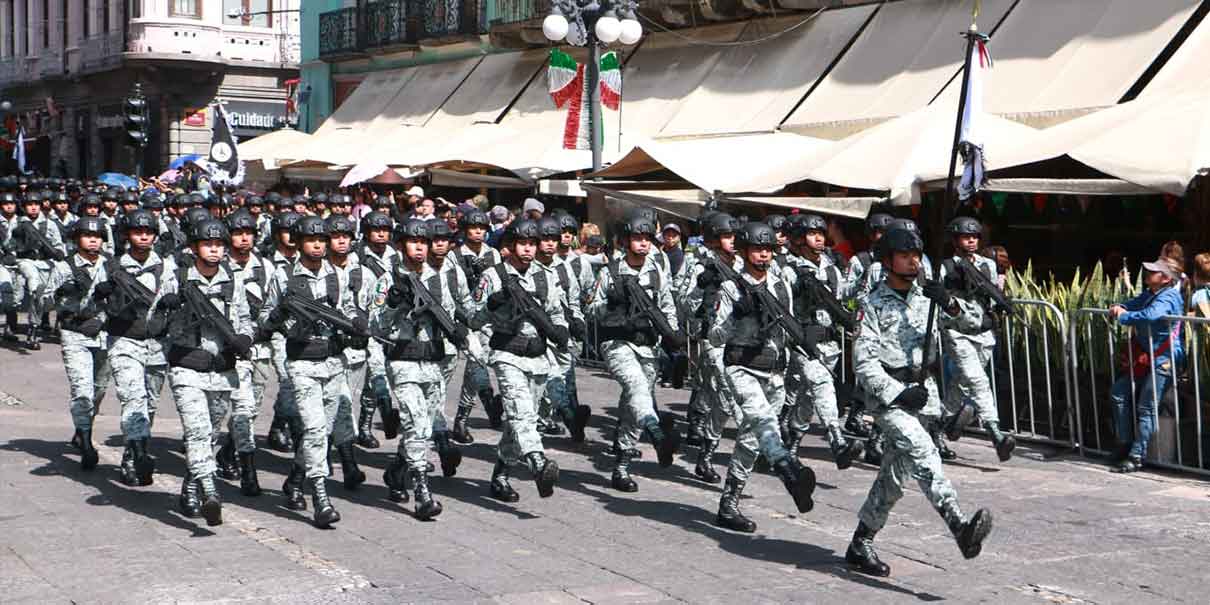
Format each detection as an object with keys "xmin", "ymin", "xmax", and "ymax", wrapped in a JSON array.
[{"xmin": 1108, "ymin": 257, "xmax": 1185, "ymax": 473}]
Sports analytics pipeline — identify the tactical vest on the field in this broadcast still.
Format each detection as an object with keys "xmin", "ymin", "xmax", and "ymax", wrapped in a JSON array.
[
  {"xmin": 172, "ymin": 262, "xmax": 236, "ymax": 347},
  {"xmin": 283, "ymin": 268, "xmax": 344, "ymax": 359},
  {"xmin": 793, "ymin": 263, "xmax": 842, "ymax": 324},
  {"xmin": 358, "ymin": 243, "xmax": 398, "ymax": 279},
  {"xmin": 597, "ymin": 259, "xmax": 662, "ymax": 346},
  {"xmin": 725, "ymin": 277, "xmax": 791, "ymax": 371},
  {"xmin": 488, "ymin": 264, "xmax": 550, "ymax": 357},
  {"xmin": 104, "ymin": 257, "xmax": 166, "ymax": 339}
]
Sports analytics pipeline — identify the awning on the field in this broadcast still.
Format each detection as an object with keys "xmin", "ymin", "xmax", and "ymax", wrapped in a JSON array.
[
  {"xmin": 589, "ymin": 132, "xmax": 833, "ymax": 193},
  {"xmin": 583, "ymin": 184, "xmax": 710, "ymax": 220},
  {"xmin": 721, "ymin": 195, "xmax": 881, "ymax": 219},
  {"xmin": 660, "ymin": 7, "xmax": 876, "ymax": 138},
  {"xmin": 981, "ymin": 178, "xmax": 1160, "ymax": 196},
  {"xmin": 373, "ymin": 57, "xmax": 483, "ymax": 129},
  {"xmin": 315, "ymin": 68, "xmax": 415, "ymax": 133},
  {"xmin": 1142, "ymin": 5, "xmax": 1210, "ymax": 96},
  {"xmin": 782, "ymin": 0, "xmax": 1017, "ymax": 139},
  {"xmin": 932, "ymin": 0, "xmax": 1202, "ymax": 127},
  {"xmin": 427, "ymin": 168, "xmax": 532, "ymax": 190},
  {"xmin": 237, "ymin": 129, "xmax": 311, "ymax": 167}
]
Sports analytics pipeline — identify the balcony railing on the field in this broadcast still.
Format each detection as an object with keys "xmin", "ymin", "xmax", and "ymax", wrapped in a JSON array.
[
  {"xmin": 79, "ymin": 32, "xmax": 127, "ymax": 73},
  {"xmin": 417, "ymin": 0, "xmax": 485, "ymax": 38},
  {"xmin": 364, "ymin": 0, "xmax": 411, "ymax": 48},
  {"xmin": 319, "ymin": 6, "xmax": 363, "ymax": 58},
  {"xmin": 491, "ymin": 0, "xmax": 543, "ymax": 26},
  {"xmin": 319, "ymin": 0, "xmax": 486, "ymax": 60}
]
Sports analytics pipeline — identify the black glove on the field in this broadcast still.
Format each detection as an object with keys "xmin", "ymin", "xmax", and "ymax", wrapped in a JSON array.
[
  {"xmin": 922, "ymin": 280, "xmax": 951, "ymax": 307},
  {"xmin": 548, "ymin": 325, "xmax": 571, "ymax": 349},
  {"xmin": 386, "ymin": 285, "xmax": 408, "ymax": 308},
  {"xmin": 605, "ymin": 286, "xmax": 626, "ymax": 306},
  {"xmin": 230, "ymin": 334, "xmax": 253, "ymax": 358},
  {"xmin": 351, "ymin": 315, "xmax": 369, "ymax": 335},
  {"xmin": 569, "ymin": 317, "xmax": 587, "ymax": 341},
  {"xmin": 892, "ymin": 385, "xmax": 929, "ymax": 411},
  {"xmin": 662, "ymin": 331, "xmax": 688, "ymax": 352},
  {"xmin": 158, "ymin": 293, "xmax": 181, "ymax": 310},
  {"xmin": 1, "ymin": 253, "xmax": 15, "ymax": 265},
  {"xmin": 450, "ymin": 324, "xmax": 469, "ymax": 348},
  {"xmin": 486, "ymin": 289, "xmax": 510, "ymax": 311},
  {"xmin": 267, "ymin": 305, "xmax": 288, "ymax": 326},
  {"xmin": 733, "ymin": 291, "xmax": 758, "ymax": 316},
  {"xmin": 50, "ymin": 249, "xmax": 66, "ymax": 262},
  {"xmin": 55, "ymin": 282, "xmax": 80, "ymax": 299},
  {"xmin": 697, "ymin": 268, "xmax": 722, "ymax": 289},
  {"xmin": 92, "ymin": 280, "xmax": 115, "ymax": 300}
]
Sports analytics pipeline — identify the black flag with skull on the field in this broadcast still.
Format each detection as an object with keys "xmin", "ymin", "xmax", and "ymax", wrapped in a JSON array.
[{"xmin": 208, "ymin": 102, "xmax": 244, "ymax": 185}]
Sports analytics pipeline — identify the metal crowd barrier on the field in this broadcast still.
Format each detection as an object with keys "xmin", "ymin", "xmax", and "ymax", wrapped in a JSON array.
[{"xmin": 1070, "ymin": 309, "xmax": 1210, "ymax": 477}]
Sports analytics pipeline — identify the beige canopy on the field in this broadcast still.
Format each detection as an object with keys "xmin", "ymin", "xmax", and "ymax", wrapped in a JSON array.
[{"xmin": 237, "ymin": 129, "xmax": 312, "ymax": 167}]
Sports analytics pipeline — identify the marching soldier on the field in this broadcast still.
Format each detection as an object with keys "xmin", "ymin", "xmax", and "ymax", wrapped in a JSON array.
[
  {"xmin": 265, "ymin": 211, "xmax": 302, "ymax": 453},
  {"xmin": 93, "ymin": 209, "xmax": 173, "ymax": 486},
  {"xmin": 10, "ymin": 194, "xmax": 67, "ymax": 349},
  {"xmin": 554, "ymin": 212, "xmax": 594, "ymax": 415},
  {"xmin": 51, "ymin": 216, "xmax": 112, "ymax": 472},
  {"xmin": 452, "ymin": 208, "xmax": 502, "ymax": 439},
  {"xmin": 325, "ymin": 213, "xmax": 373, "ymax": 487},
  {"xmin": 155, "ymin": 218, "xmax": 254, "ymax": 527},
  {"xmin": 352, "ymin": 210, "xmax": 399, "ymax": 449},
  {"xmin": 473, "ymin": 219, "xmax": 567, "ymax": 502},
  {"xmin": 586, "ymin": 214, "xmax": 681, "ymax": 492},
  {"xmin": 847, "ymin": 227, "xmax": 993, "ymax": 576},
  {"xmin": 938, "ymin": 216, "xmax": 1015, "ymax": 462},
  {"xmin": 535, "ymin": 216, "xmax": 591, "ymax": 440},
  {"xmin": 425, "ymin": 219, "xmax": 471, "ymax": 477}
]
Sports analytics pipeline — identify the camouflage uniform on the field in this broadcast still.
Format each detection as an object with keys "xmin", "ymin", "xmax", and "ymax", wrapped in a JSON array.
[
  {"xmin": 853, "ymin": 280, "xmax": 981, "ymax": 531},
  {"xmin": 354, "ymin": 243, "xmax": 400, "ymax": 428},
  {"xmin": 454, "ymin": 242, "xmax": 501, "ymax": 417},
  {"xmin": 431, "ymin": 254, "xmax": 478, "ymax": 433},
  {"xmin": 559, "ymin": 249, "xmax": 597, "ymax": 408},
  {"xmin": 52, "ymin": 253, "xmax": 110, "ymax": 431},
  {"xmin": 229, "ymin": 252, "xmax": 274, "ymax": 453},
  {"xmin": 266, "ymin": 249, "xmax": 299, "ymax": 447},
  {"xmin": 105, "ymin": 252, "xmax": 173, "ymax": 442},
  {"xmin": 12, "ymin": 213, "xmax": 66, "ymax": 331},
  {"xmin": 539, "ymin": 253, "xmax": 586, "ymax": 434},
  {"xmin": 938, "ymin": 254, "xmax": 1001, "ymax": 432}
]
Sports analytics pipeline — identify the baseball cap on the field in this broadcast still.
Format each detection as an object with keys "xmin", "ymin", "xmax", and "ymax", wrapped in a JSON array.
[
  {"xmin": 490, "ymin": 205, "xmax": 509, "ymax": 223},
  {"xmin": 1142, "ymin": 257, "xmax": 1181, "ymax": 280},
  {"xmin": 662, "ymin": 223, "xmax": 682, "ymax": 234},
  {"xmin": 406, "ymin": 186, "xmax": 424, "ymax": 197},
  {"xmin": 523, "ymin": 197, "xmax": 544, "ymax": 215}
]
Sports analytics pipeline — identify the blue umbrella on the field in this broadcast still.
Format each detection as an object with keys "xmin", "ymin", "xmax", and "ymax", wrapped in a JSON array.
[
  {"xmin": 169, "ymin": 154, "xmax": 202, "ymax": 170},
  {"xmin": 97, "ymin": 172, "xmax": 138, "ymax": 189}
]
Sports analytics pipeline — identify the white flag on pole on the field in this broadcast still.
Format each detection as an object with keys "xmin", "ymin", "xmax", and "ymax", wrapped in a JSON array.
[
  {"xmin": 13, "ymin": 127, "xmax": 26, "ymax": 175},
  {"xmin": 958, "ymin": 37, "xmax": 991, "ymax": 201}
]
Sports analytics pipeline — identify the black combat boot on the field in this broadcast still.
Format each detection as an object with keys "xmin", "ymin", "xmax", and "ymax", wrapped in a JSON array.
[
  {"xmin": 410, "ymin": 468, "xmax": 443, "ymax": 521},
  {"xmin": 772, "ymin": 455, "xmax": 816, "ymax": 514},
  {"xmin": 489, "ymin": 459, "xmax": 519, "ymax": 502},
  {"xmin": 282, "ymin": 466, "xmax": 307, "ymax": 511},
  {"xmin": 685, "ymin": 402, "xmax": 703, "ymax": 447},
  {"xmin": 643, "ymin": 414, "xmax": 680, "ymax": 468},
  {"xmin": 693, "ymin": 439, "xmax": 721, "ymax": 484},
  {"xmin": 267, "ymin": 414, "xmax": 292, "ymax": 452},
  {"xmin": 828, "ymin": 427, "xmax": 864, "ymax": 470},
  {"xmin": 355, "ymin": 407, "xmax": 380, "ymax": 449},
  {"xmin": 434, "ymin": 432, "xmax": 462, "ymax": 478},
  {"xmin": 197, "ymin": 473, "xmax": 223, "ymax": 526},
  {"xmin": 986, "ymin": 422, "xmax": 1016, "ymax": 462},
  {"xmin": 450, "ymin": 406, "xmax": 475, "ymax": 444},
  {"xmin": 238, "ymin": 451, "xmax": 261, "ymax": 496},
  {"xmin": 215, "ymin": 434, "xmax": 240, "ymax": 480},
  {"xmin": 931, "ymin": 425, "xmax": 957, "ymax": 461},
  {"xmin": 484, "ymin": 394, "xmax": 505, "ymax": 429},
  {"xmin": 526, "ymin": 452, "xmax": 558, "ymax": 498},
  {"xmin": 179, "ymin": 473, "xmax": 202, "ymax": 518},
  {"xmin": 384, "ymin": 455, "xmax": 409, "ymax": 503},
  {"xmin": 538, "ymin": 415, "xmax": 565, "ymax": 436},
  {"xmin": 716, "ymin": 475, "xmax": 757, "ymax": 533},
  {"xmin": 335, "ymin": 442, "xmax": 366, "ymax": 489},
  {"xmin": 778, "ymin": 404, "xmax": 793, "ymax": 447},
  {"xmin": 79, "ymin": 427, "xmax": 98, "ymax": 471},
  {"xmin": 558, "ymin": 403, "xmax": 592, "ymax": 443},
  {"xmin": 844, "ymin": 404, "xmax": 872, "ymax": 439},
  {"xmin": 863, "ymin": 424, "xmax": 884, "ymax": 465},
  {"xmin": 3, "ymin": 310, "xmax": 19, "ymax": 342},
  {"xmin": 946, "ymin": 506, "xmax": 994, "ymax": 559},
  {"xmin": 611, "ymin": 449, "xmax": 638, "ymax": 493},
  {"xmin": 310, "ymin": 477, "xmax": 341, "ymax": 528},
  {"xmin": 845, "ymin": 521, "xmax": 891, "ymax": 576},
  {"xmin": 132, "ymin": 438, "xmax": 155, "ymax": 486},
  {"xmin": 118, "ymin": 443, "xmax": 138, "ymax": 486},
  {"xmin": 944, "ymin": 403, "xmax": 976, "ymax": 442}
]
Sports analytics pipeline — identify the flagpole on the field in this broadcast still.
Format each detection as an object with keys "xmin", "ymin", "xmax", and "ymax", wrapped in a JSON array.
[
  {"xmin": 587, "ymin": 28, "xmax": 603, "ymax": 173},
  {"xmin": 938, "ymin": 24, "xmax": 979, "ymax": 260}
]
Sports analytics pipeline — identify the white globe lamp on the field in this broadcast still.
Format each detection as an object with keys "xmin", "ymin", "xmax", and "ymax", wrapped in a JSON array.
[
  {"xmin": 595, "ymin": 16, "xmax": 622, "ymax": 44},
  {"xmin": 543, "ymin": 14, "xmax": 570, "ymax": 42},
  {"xmin": 618, "ymin": 18, "xmax": 643, "ymax": 45}
]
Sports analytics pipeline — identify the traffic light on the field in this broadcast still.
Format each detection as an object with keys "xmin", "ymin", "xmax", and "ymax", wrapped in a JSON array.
[{"xmin": 124, "ymin": 84, "xmax": 148, "ymax": 149}]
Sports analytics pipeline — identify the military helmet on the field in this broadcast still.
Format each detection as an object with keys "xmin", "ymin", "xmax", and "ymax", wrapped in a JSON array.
[
  {"xmin": 20, "ymin": 192, "xmax": 40, "ymax": 205},
  {"xmin": 121, "ymin": 191, "xmax": 139, "ymax": 204},
  {"xmin": 704, "ymin": 212, "xmax": 737, "ymax": 238},
  {"xmin": 205, "ymin": 194, "xmax": 231, "ymax": 209},
  {"xmin": 292, "ymin": 215, "xmax": 329, "ymax": 240},
  {"xmin": 312, "ymin": 192, "xmax": 329, "ymax": 205},
  {"xmin": 123, "ymin": 209, "xmax": 159, "ymax": 232},
  {"xmin": 226, "ymin": 209, "xmax": 258, "ymax": 232},
  {"xmin": 101, "ymin": 187, "xmax": 120, "ymax": 201},
  {"xmin": 739, "ymin": 222, "xmax": 777, "ymax": 248},
  {"xmin": 170, "ymin": 194, "xmax": 190, "ymax": 208},
  {"xmin": 866, "ymin": 212, "xmax": 894, "ymax": 234},
  {"xmin": 395, "ymin": 218, "xmax": 430, "ymax": 241},
  {"xmin": 274, "ymin": 211, "xmax": 301, "ymax": 233},
  {"xmin": 620, "ymin": 214, "xmax": 657, "ymax": 238},
  {"xmin": 800, "ymin": 213, "xmax": 828, "ymax": 234},
  {"xmin": 245, "ymin": 195, "xmax": 265, "ymax": 207},
  {"xmin": 187, "ymin": 192, "xmax": 206, "ymax": 206},
  {"xmin": 326, "ymin": 214, "xmax": 356, "ymax": 235},
  {"xmin": 81, "ymin": 193, "xmax": 102, "ymax": 207},
  {"xmin": 947, "ymin": 216, "xmax": 982, "ymax": 236},
  {"xmin": 184, "ymin": 207, "xmax": 212, "ymax": 228},
  {"xmin": 877, "ymin": 227, "xmax": 924, "ymax": 260},
  {"xmin": 428, "ymin": 220, "xmax": 454, "ymax": 240},
  {"xmin": 461, "ymin": 209, "xmax": 490, "ymax": 228},
  {"xmin": 191, "ymin": 218, "xmax": 230, "ymax": 244},
  {"xmin": 265, "ymin": 191, "xmax": 282, "ymax": 203},
  {"xmin": 52, "ymin": 191, "xmax": 69, "ymax": 203},
  {"xmin": 537, "ymin": 216, "xmax": 562, "ymax": 238},
  {"xmin": 557, "ymin": 213, "xmax": 579, "ymax": 233},
  {"xmin": 765, "ymin": 214, "xmax": 787, "ymax": 232},
  {"xmin": 361, "ymin": 210, "xmax": 392, "ymax": 232},
  {"xmin": 72, "ymin": 216, "xmax": 108, "ymax": 241},
  {"xmin": 0, "ymin": 192, "xmax": 15, "ymax": 204},
  {"xmin": 888, "ymin": 218, "xmax": 920, "ymax": 235},
  {"xmin": 506, "ymin": 219, "xmax": 541, "ymax": 242}
]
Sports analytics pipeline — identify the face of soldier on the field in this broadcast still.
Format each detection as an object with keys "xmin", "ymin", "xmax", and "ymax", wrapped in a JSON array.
[
  {"xmin": 806, "ymin": 230, "xmax": 827, "ymax": 254},
  {"xmin": 560, "ymin": 231, "xmax": 575, "ymax": 249},
  {"xmin": 102, "ymin": 200, "xmax": 117, "ymax": 214},
  {"xmin": 889, "ymin": 250, "xmax": 922, "ymax": 282},
  {"xmin": 0, "ymin": 202, "xmax": 14, "ymax": 217},
  {"xmin": 230, "ymin": 229, "xmax": 255, "ymax": 253},
  {"xmin": 368, "ymin": 227, "xmax": 391, "ymax": 246},
  {"xmin": 775, "ymin": 231, "xmax": 788, "ymax": 247},
  {"xmin": 430, "ymin": 237, "xmax": 452, "ymax": 259},
  {"xmin": 465, "ymin": 226, "xmax": 486, "ymax": 244},
  {"xmin": 209, "ymin": 207, "xmax": 225, "ymax": 219},
  {"xmin": 718, "ymin": 233, "xmax": 736, "ymax": 255},
  {"xmin": 299, "ymin": 235, "xmax": 328, "ymax": 261},
  {"xmin": 248, "ymin": 205, "xmax": 262, "ymax": 217},
  {"xmin": 276, "ymin": 231, "xmax": 295, "ymax": 249},
  {"xmin": 511, "ymin": 238, "xmax": 537, "ymax": 264},
  {"xmin": 627, "ymin": 234, "xmax": 652, "ymax": 257},
  {"xmin": 404, "ymin": 238, "xmax": 429, "ymax": 264},
  {"xmin": 956, "ymin": 234, "xmax": 980, "ymax": 254},
  {"xmin": 122, "ymin": 202, "xmax": 138, "ymax": 214},
  {"xmin": 76, "ymin": 233, "xmax": 103, "ymax": 255},
  {"xmin": 127, "ymin": 227, "xmax": 157, "ymax": 252},
  {"xmin": 21, "ymin": 202, "xmax": 39, "ymax": 219},
  {"xmin": 293, "ymin": 203, "xmax": 308, "ymax": 215},
  {"xmin": 194, "ymin": 240, "xmax": 226, "ymax": 266},
  {"xmin": 538, "ymin": 236, "xmax": 559, "ymax": 258},
  {"xmin": 53, "ymin": 201, "xmax": 69, "ymax": 215},
  {"xmin": 82, "ymin": 205, "xmax": 100, "ymax": 217},
  {"xmin": 745, "ymin": 244, "xmax": 773, "ymax": 271},
  {"xmin": 329, "ymin": 232, "xmax": 352, "ymax": 255}
]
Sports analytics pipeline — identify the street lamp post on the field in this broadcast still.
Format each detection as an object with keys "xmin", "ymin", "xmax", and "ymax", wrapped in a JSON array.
[{"xmin": 543, "ymin": 0, "xmax": 642, "ymax": 173}]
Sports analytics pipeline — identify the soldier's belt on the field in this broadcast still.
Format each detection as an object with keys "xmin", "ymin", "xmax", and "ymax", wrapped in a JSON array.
[
  {"xmin": 597, "ymin": 323, "xmax": 657, "ymax": 347},
  {"xmin": 386, "ymin": 339, "xmax": 445, "ymax": 362},
  {"xmin": 285, "ymin": 338, "xmax": 340, "ymax": 361},
  {"xmin": 723, "ymin": 344, "xmax": 783, "ymax": 372},
  {"xmin": 489, "ymin": 333, "xmax": 547, "ymax": 358},
  {"xmin": 167, "ymin": 345, "xmax": 236, "ymax": 372}
]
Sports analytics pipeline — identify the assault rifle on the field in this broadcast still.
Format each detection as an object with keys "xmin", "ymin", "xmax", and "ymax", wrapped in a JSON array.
[
  {"xmin": 953, "ymin": 257, "xmax": 1014, "ymax": 315},
  {"xmin": 497, "ymin": 273, "xmax": 568, "ymax": 349},
  {"xmin": 794, "ymin": 267, "xmax": 856, "ymax": 332},
  {"xmin": 178, "ymin": 279, "xmax": 252, "ymax": 359},
  {"xmin": 18, "ymin": 221, "xmax": 65, "ymax": 261},
  {"xmin": 281, "ymin": 290, "xmax": 390, "ymax": 347},
  {"xmin": 107, "ymin": 266, "xmax": 158, "ymax": 317},
  {"xmin": 709, "ymin": 257, "xmax": 823, "ymax": 359},
  {"xmin": 615, "ymin": 273, "xmax": 686, "ymax": 351},
  {"xmin": 397, "ymin": 271, "xmax": 469, "ymax": 347}
]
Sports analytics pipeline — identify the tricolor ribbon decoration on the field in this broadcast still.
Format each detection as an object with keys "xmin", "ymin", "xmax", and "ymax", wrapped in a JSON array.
[{"xmin": 548, "ymin": 49, "xmax": 621, "ymax": 151}]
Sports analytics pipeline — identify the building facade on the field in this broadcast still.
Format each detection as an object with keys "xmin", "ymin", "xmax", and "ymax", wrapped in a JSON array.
[{"xmin": 0, "ymin": 0, "xmax": 300, "ymax": 177}]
